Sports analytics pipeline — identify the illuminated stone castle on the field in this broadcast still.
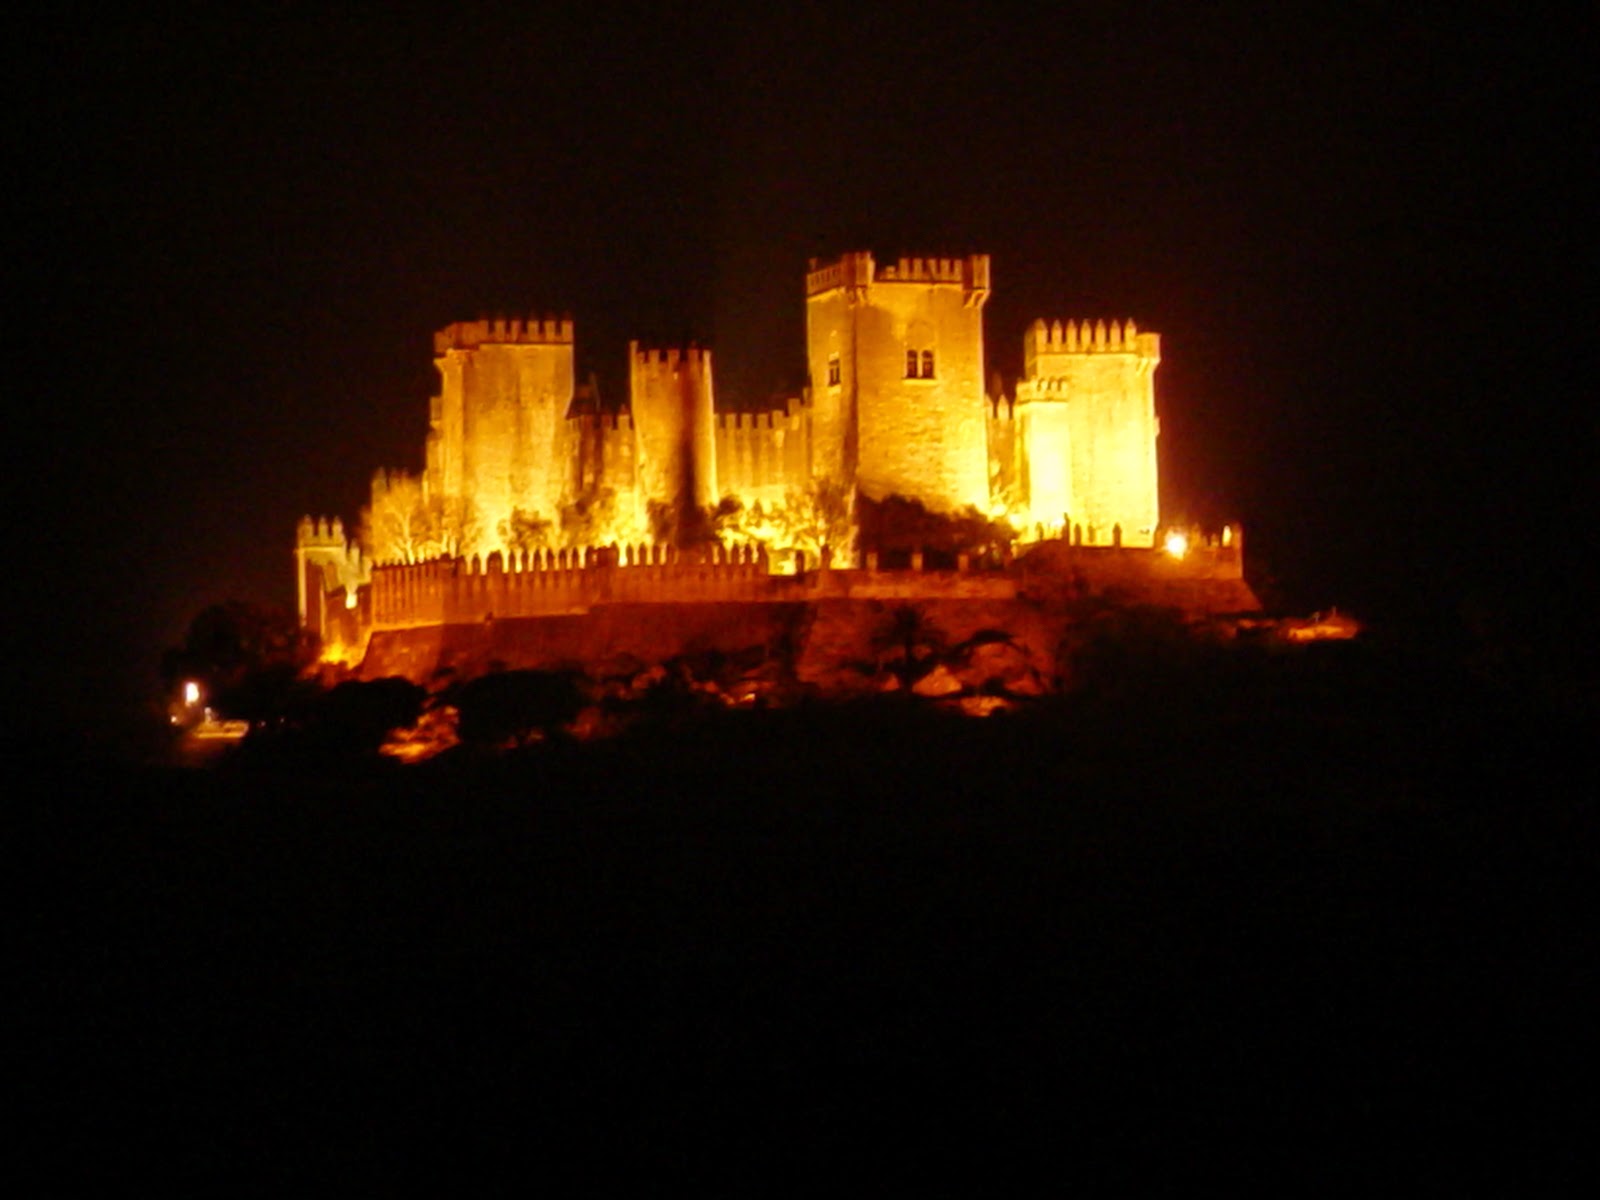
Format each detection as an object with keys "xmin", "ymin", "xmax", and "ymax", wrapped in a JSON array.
[
  {"xmin": 806, "ymin": 253, "xmax": 1159, "ymax": 541},
  {"xmin": 297, "ymin": 252, "xmax": 1232, "ymax": 655},
  {"xmin": 397, "ymin": 253, "xmax": 1158, "ymax": 551}
]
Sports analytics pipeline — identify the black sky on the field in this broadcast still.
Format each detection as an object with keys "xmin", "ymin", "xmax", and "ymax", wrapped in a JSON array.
[{"xmin": 12, "ymin": 4, "xmax": 1585, "ymax": 732}]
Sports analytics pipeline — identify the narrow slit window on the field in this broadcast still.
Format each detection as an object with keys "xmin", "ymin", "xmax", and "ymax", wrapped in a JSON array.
[{"xmin": 827, "ymin": 354, "xmax": 841, "ymax": 386}]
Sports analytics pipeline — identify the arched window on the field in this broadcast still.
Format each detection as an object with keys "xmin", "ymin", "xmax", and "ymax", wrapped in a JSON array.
[
  {"xmin": 920, "ymin": 350, "xmax": 935, "ymax": 379},
  {"xmin": 905, "ymin": 350, "xmax": 919, "ymax": 379}
]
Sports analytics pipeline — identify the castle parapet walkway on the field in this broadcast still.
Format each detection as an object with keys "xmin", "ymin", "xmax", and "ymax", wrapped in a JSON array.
[
  {"xmin": 369, "ymin": 543, "xmax": 784, "ymax": 631},
  {"xmin": 322, "ymin": 529, "xmax": 1249, "ymax": 651},
  {"xmin": 362, "ymin": 543, "xmax": 1028, "ymax": 633}
]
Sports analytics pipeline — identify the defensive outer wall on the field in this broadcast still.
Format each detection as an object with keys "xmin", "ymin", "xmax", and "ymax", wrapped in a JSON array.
[{"xmin": 304, "ymin": 531, "xmax": 1255, "ymax": 683}]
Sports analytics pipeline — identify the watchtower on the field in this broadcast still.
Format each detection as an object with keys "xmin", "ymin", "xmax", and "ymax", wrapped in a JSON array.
[
  {"xmin": 293, "ymin": 515, "xmax": 369, "ymax": 643},
  {"xmin": 426, "ymin": 317, "xmax": 576, "ymax": 539},
  {"xmin": 1017, "ymin": 318, "xmax": 1161, "ymax": 545},
  {"xmin": 804, "ymin": 252, "xmax": 991, "ymax": 512},
  {"xmin": 628, "ymin": 342, "xmax": 718, "ymax": 517}
]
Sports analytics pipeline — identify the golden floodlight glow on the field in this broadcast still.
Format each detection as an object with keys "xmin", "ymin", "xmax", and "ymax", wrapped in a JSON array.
[
  {"xmin": 293, "ymin": 253, "xmax": 1265, "ymax": 674},
  {"xmin": 183, "ymin": 681, "xmax": 201, "ymax": 706}
]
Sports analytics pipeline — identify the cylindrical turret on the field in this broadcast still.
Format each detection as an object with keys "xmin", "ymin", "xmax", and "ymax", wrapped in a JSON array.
[{"xmin": 628, "ymin": 342, "xmax": 718, "ymax": 518}]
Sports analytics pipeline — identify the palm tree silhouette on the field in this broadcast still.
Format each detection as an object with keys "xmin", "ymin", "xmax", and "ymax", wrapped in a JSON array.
[{"xmin": 871, "ymin": 605, "xmax": 948, "ymax": 690}]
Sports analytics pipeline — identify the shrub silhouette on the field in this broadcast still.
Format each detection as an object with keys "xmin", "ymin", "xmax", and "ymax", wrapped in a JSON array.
[
  {"xmin": 1056, "ymin": 595, "xmax": 1209, "ymax": 703},
  {"xmin": 453, "ymin": 669, "xmax": 585, "ymax": 747},
  {"xmin": 303, "ymin": 678, "xmax": 426, "ymax": 753}
]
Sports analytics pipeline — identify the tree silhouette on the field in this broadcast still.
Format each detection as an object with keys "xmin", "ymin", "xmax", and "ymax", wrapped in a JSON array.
[
  {"xmin": 1055, "ymin": 594, "xmax": 1207, "ymax": 703},
  {"xmin": 361, "ymin": 469, "xmax": 432, "ymax": 564},
  {"xmin": 560, "ymin": 486, "xmax": 640, "ymax": 549},
  {"xmin": 716, "ymin": 479, "xmax": 855, "ymax": 564},
  {"xmin": 856, "ymin": 493, "xmax": 1014, "ymax": 561},
  {"xmin": 498, "ymin": 507, "xmax": 554, "ymax": 555},
  {"xmin": 453, "ymin": 669, "xmax": 586, "ymax": 748},
  {"xmin": 870, "ymin": 604, "xmax": 949, "ymax": 690},
  {"xmin": 303, "ymin": 678, "xmax": 426, "ymax": 754},
  {"xmin": 362, "ymin": 469, "xmax": 484, "ymax": 562}
]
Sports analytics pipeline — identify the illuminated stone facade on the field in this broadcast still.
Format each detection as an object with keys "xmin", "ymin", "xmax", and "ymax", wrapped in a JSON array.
[
  {"xmin": 299, "ymin": 251, "xmax": 1178, "ymax": 648},
  {"xmin": 804, "ymin": 253, "xmax": 992, "ymax": 511},
  {"xmin": 293, "ymin": 250, "xmax": 1272, "ymax": 666},
  {"xmin": 427, "ymin": 318, "xmax": 576, "ymax": 529},
  {"xmin": 371, "ymin": 253, "xmax": 1162, "ymax": 561},
  {"xmin": 1006, "ymin": 316, "xmax": 1162, "ymax": 546}
]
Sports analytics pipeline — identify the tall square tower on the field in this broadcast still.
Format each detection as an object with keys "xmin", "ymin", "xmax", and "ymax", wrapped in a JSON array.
[
  {"xmin": 804, "ymin": 253, "xmax": 991, "ymax": 512},
  {"xmin": 1017, "ymin": 318, "xmax": 1161, "ymax": 545},
  {"xmin": 425, "ymin": 317, "xmax": 576, "ymax": 540}
]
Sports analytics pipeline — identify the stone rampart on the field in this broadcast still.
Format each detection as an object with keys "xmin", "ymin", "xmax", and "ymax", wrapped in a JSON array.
[
  {"xmin": 295, "ymin": 514, "xmax": 372, "ymax": 644},
  {"xmin": 368, "ymin": 543, "xmax": 779, "ymax": 630},
  {"xmin": 714, "ymin": 403, "xmax": 809, "ymax": 507},
  {"xmin": 349, "ymin": 538, "xmax": 1258, "ymax": 685},
  {"xmin": 360, "ymin": 546, "xmax": 1040, "ymax": 635},
  {"xmin": 1016, "ymin": 534, "xmax": 1257, "ymax": 613},
  {"xmin": 629, "ymin": 342, "xmax": 718, "ymax": 510},
  {"xmin": 358, "ymin": 534, "xmax": 1253, "ymax": 640}
]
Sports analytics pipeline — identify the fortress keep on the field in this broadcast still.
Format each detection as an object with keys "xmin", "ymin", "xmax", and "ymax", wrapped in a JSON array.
[{"xmin": 298, "ymin": 252, "xmax": 1245, "ymax": 664}]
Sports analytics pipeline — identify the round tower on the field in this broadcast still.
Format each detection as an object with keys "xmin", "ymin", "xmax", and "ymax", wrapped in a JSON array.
[{"xmin": 628, "ymin": 342, "xmax": 718, "ymax": 519}]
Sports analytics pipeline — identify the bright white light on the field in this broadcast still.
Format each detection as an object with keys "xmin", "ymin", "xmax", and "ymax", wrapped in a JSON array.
[
  {"xmin": 1164, "ymin": 531, "xmax": 1189, "ymax": 559},
  {"xmin": 183, "ymin": 681, "xmax": 201, "ymax": 706},
  {"xmin": 345, "ymin": 590, "xmax": 358, "ymax": 609}
]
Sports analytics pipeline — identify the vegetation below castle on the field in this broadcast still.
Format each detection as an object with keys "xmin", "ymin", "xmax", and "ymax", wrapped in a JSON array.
[
  {"xmin": 20, "ymin": 623, "xmax": 1589, "ymax": 1184},
  {"xmin": 169, "ymin": 584, "xmax": 1356, "ymax": 767}
]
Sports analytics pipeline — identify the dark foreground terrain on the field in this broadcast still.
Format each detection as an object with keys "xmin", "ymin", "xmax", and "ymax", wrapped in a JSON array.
[{"xmin": 12, "ymin": 642, "xmax": 1593, "ymax": 1187}]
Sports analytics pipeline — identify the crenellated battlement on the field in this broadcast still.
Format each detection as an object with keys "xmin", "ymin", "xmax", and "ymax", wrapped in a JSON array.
[
  {"xmin": 1019, "ymin": 524, "xmax": 1245, "ymax": 582},
  {"xmin": 309, "ymin": 248, "xmax": 1244, "ymax": 663},
  {"xmin": 295, "ymin": 514, "xmax": 373, "ymax": 642},
  {"xmin": 715, "ymin": 409, "xmax": 790, "ymax": 432},
  {"xmin": 352, "ymin": 537, "xmax": 1254, "ymax": 651},
  {"xmin": 714, "ymin": 401, "xmax": 807, "ymax": 505},
  {"xmin": 433, "ymin": 316, "xmax": 574, "ymax": 354},
  {"xmin": 805, "ymin": 251, "xmax": 991, "ymax": 298},
  {"xmin": 367, "ymin": 542, "xmax": 783, "ymax": 629},
  {"xmin": 297, "ymin": 514, "xmax": 352, "ymax": 549},
  {"xmin": 629, "ymin": 343, "xmax": 714, "ymax": 372},
  {"xmin": 374, "ymin": 539, "xmax": 771, "ymax": 578},
  {"xmin": 1026, "ymin": 318, "xmax": 1157, "ymax": 356},
  {"xmin": 878, "ymin": 255, "xmax": 989, "ymax": 290},
  {"xmin": 805, "ymin": 251, "xmax": 874, "ymax": 296}
]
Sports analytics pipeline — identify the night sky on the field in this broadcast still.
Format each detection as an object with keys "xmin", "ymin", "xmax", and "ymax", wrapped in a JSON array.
[{"xmin": 14, "ymin": 6, "xmax": 1584, "ymax": 733}]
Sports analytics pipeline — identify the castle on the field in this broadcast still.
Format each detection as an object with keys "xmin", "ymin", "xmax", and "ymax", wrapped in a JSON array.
[{"xmin": 298, "ymin": 252, "xmax": 1244, "ymax": 665}]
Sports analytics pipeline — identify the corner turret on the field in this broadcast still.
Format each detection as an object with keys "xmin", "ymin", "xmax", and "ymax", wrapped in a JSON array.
[{"xmin": 1015, "ymin": 316, "xmax": 1161, "ymax": 545}]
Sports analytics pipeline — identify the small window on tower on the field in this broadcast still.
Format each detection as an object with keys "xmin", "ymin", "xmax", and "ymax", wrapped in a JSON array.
[
  {"xmin": 827, "ymin": 354, "xmax": 840, "ymax": 386},
  {"xmin": 921, "ymin": 350, "xmax": 935, "ymax": 379},
  {"xmin": 905, "ymin": 350, "xmax": 919, "ymax": 379}
]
